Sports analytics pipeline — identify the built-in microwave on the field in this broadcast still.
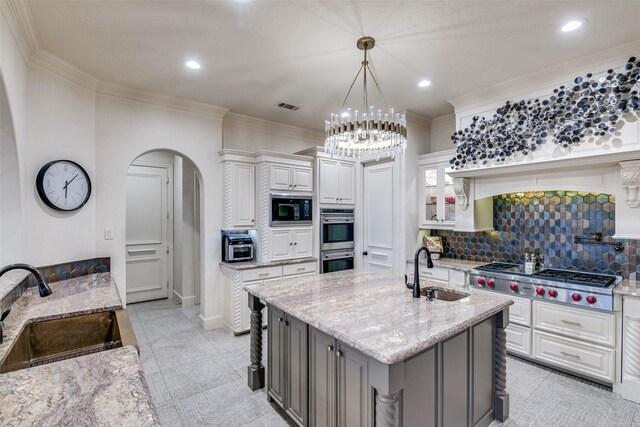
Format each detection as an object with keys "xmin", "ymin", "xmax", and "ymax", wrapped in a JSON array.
[{"xmin": 270, "ymin": 194, "xmax": 312, "ymax": 226}]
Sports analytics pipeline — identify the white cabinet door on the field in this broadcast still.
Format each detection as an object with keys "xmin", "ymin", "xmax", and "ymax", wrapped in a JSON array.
[
  {"xmin": 271, "ymin": 164, "xmax": 292, "ymax": 190},
  {"xmin": 292, "ymin": 228, "xmax": 313, "ymax": 259},
  {"xmin": 293, "ymin": 166, "xmax": 313, "ymax": 192},
  {"xmin": 233, "ymin": 163, "xmax": 255, "ymax": 227},
  {"xmin": 271, "ymin": 229, "xmax": 294, "ymax": 261},
  {"xmin": 338, "ymin": 162, "xmax": 355, "ymax": 204},
  {"xmin": 506, "ymin": 323, "xmax": 532, "ymax": 356},
  {"xmin": 319, "ymin": 158, "xmax": 341, "ymax": 204}
]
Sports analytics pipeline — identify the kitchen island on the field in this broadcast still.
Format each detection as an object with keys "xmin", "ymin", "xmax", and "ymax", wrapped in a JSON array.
[{"xmin": 244, "ymin": 270, "xmax": 513, "ymax": 427}]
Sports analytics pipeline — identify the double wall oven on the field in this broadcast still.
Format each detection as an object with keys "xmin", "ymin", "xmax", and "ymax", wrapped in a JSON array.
[{"xmin": 320, "ymin": 208, "xmax": 354, "ymax": 273}]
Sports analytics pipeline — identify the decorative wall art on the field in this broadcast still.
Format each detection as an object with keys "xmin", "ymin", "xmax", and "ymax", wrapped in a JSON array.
[{"xmin": 450, "ymin": 56, "xmax": 640, "ymax": 170}]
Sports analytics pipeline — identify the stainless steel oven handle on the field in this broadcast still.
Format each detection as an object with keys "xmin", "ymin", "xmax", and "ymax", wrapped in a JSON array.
[
  {"xmin": 322, "ymin": 251, "xmax": 355, "ymax": 260},
  {"xmin": 322, "ymin": 217, "xmax": 354, "ymax": 223}
]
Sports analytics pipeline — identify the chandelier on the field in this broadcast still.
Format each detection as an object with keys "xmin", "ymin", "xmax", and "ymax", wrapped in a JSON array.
[{"xmin": 324, "ymin": 36, "xmax": 407, "ymax": 160}]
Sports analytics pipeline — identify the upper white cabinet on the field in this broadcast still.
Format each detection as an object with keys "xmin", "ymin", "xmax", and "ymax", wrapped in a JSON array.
[
  {"xmin": 270, "ymin": 227, "xmax": 314, "ymax": 261},
  {"xmin": 318, "ymin": 158, "xmax": 355, "ymax": 204},
  {"xmin": 418, "ymin": 150, "xmax": 492, "ymax": 232},
  {"xmin": 270, "ymin": 164, "xmax": 313, "ymax": 192},
  {"xmin": 420, "ymin": 162, "xmax": 455, "ymax": 228},
  {"xmin": 220, "ymin": 150, "xmax": 257, "ymax": 229}
]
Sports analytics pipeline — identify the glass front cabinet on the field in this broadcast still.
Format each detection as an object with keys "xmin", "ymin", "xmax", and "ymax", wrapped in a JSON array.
[{"xmin": 420, "ymin": 163, "xmax": 456, "ymax": 228}]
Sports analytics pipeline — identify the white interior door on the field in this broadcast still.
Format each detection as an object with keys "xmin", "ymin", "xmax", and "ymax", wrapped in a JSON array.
[
  {"xmin": 126, "ymin": 164, "xmax": 171, "ymax": 303},
  {"xmin": 363, "ymin": 162, "xmax": 394, "ymax": 273}
]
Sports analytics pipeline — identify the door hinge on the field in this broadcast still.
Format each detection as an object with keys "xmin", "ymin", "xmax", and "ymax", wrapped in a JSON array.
[
  {"xmin": 167, "ymin": 212, "xmax": 169, "ymax": 220},
  {"xmin": 166, "ymin": 245, "xmax": 170, "ymax": 254},
  {"xmin": 166, "ymin": 176, "xmax": 169, "ymax": 184}
]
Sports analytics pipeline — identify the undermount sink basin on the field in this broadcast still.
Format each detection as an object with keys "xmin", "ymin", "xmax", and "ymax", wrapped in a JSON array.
[
  {"xmin": 420, "ymin": 287, "xmax": 469, "ymax": 302},
  {"xmin": 0, "ymin": 309, "xmax": 138, "ymax": 374}
]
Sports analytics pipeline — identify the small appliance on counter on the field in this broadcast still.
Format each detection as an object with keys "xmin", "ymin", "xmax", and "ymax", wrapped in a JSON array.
[{"xmin": 221, "ymin": 230, "xmax": 254, "ymax": 262}]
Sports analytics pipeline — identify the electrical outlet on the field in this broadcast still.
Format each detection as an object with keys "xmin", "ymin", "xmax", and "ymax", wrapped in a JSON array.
[{"xmin": 104, "ymin": 227, "xmax": 114, "ymax": 240}]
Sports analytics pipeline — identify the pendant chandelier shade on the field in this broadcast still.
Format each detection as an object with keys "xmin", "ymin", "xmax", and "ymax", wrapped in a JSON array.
[{"xmin": 325, "ymin": 36, "xmax": 407, "ymax": 160}]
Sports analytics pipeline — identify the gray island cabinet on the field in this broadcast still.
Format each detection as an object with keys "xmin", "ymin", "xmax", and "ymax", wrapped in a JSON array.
[{"xmin": 244, "ymin": 270, "xmax": 513, "ymax": 427}]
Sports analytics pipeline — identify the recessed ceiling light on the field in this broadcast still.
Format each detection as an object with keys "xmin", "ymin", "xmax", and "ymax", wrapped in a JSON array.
[
  {"xmin": 185, "ymin": 60, "xmax": 201, "ymax": 70},
  {"xmin": 561, "ymin": 19, "xmax": 587, "ymax": 33},
  {"xmin": 418, "ymin": 80, "xmax": 432, "ymax": 88}
]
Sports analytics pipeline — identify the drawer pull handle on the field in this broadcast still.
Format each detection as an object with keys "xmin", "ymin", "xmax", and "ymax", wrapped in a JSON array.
[
  {"xmin": 561, "ymin": 351, "xmax": 581, "ymax": 360},
  {"xmin": 297, "ymin": 267, "xmax": 306, "ymax": 271},
  {"xmin": 128, "ymin": 249, "xmax": 157, "ymax": 255},
  {"xmin": 561, "ymin": 319, "xmax": 582, "ymax": 327},
  {"xmin": 259, "ymin": 273, "xmax": 269, "ymax": 277},
  {"xmin": 327, "ymin": 345, "xmax": 333, "ymax": 352}
]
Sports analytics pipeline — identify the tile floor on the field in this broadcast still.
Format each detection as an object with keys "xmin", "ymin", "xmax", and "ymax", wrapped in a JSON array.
[{"xmin": 129, "ymin": 299, "xmax": 640, "ymax": 427}]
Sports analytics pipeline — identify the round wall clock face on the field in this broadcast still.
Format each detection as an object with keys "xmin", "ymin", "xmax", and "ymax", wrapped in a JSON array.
[{"xmin": 36, "ymin": 160, "xmax": 92, "ymax": 211}]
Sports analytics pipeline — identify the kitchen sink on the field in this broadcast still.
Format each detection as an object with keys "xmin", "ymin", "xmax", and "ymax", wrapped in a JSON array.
[
  {"xmin": 420, "ymin": 287, "xmax": 469, "ymax": 302},
  {"xmin": 0, "ymin": 309, "xmax": 138, "ymax": 374}
]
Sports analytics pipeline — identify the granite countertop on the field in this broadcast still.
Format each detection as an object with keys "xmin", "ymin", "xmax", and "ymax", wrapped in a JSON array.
[
  {"xmin": 407, "ymin": 257, "xmax": 486, "ymax": 272},
  {"xmin": 245, "ymin": 270, "xmax": 512, "ymax": 364},
  {"xmin": 614, "ymin": 279, "xmax": 640, "ymax": 297},
  {"xmin": 0, "ymin": 346, "xmax": 158, "ymax": 426},
  {"xmin": 0, "ymin": 272, "xmax": 159, "ymax": 426},
  {"xmin": 220, "ymin": 257, "xmax": 317, "ymax": 271}
]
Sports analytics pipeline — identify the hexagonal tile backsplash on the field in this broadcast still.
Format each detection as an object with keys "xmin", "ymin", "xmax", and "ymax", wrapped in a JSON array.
[{"xmin": 437, "ymin": 191, "xmax": 639, "ymax": 278}]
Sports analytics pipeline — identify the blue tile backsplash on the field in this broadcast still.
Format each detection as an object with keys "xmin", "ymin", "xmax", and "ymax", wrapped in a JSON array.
[{"xmin": 437, "ymin": 191, "xmax": 639, "ymax": 278}]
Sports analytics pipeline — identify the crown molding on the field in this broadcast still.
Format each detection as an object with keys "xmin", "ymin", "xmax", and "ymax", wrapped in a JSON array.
[
  {"xmin": 448, "ymin": 38, "xmax": 640, "ymax": 113},
  {"xmin": 30, "ymin": 49, "xmax": 99, "ymax": 92},
  {"xmin": 223, "ymin": 111, "xmax": 323, "ymax": 143},
  {"xmin": 404, "ymin": 110, "xmax": 431, "ymax": 130},
  {"xmin": 430, "ymin": 113, "xmax": 455, "ymax": 132},
  {"xmin": 97, "ymin": 81, "xmax": 229, "ymax": 120},
  {"xmin": 0, "ymin": 0, "xmax": 38, "ymax": 63}
]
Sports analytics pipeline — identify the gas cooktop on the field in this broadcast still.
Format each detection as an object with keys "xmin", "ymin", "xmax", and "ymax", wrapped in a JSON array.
[{"xmin": 469, "ymin": 262, "xmax": 621, "ymax": 311}]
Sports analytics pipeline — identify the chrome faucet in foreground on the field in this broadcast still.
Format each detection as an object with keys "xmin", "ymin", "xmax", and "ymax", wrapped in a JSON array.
[
  {"xmin": 406, "ymin": 246, "xmax": 434, "ymax": 298},
  {"xmin": 0, "ymin": 263, "xmax": 52, "ymax": 297}
]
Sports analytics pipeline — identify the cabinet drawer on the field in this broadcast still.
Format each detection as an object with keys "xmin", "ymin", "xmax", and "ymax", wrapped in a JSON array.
[
  {"xmin": 509, "ymin": 295, "xmax": 532, "ymax": 327},
  {"xmin": 533, "ymin": 301, "xmax": 615, "ymax": 347},
  {"xmin": 506, "ymin": 323, "xmax": 531, "ymax": 356},
  {"xmin": 533, "ymin": 330, "xmax": 615, "ymax": 383},
  {"xmin": 419, "ymin": 266, "xmax": 449, "ymax": 283},
  {"xmin": 283, "ymin": 262, "xmax": 317, "ymax": 277},
  {"xmin": 243, "ymin": 266, "xmax": 282, "ymax": 282}
]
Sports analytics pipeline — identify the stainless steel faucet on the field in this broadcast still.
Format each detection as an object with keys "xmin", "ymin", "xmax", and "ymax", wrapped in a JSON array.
[
  {"xmin": 405, "ymin": 246, "xmax": 434, "ymax": 298},
  {"xmin": 0, "ymin": 263, "xmax": 52, "ymax": 298}
]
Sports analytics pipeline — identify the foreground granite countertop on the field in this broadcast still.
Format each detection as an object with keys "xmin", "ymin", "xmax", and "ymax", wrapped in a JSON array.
[
  {"xmin": 407, "ymin": 257, "xmax": 486, "ymax": 272},
  {"xmin": 0, "ymin": 346, "xmax": 157, "ymax": 426},
  {"xmin": 245, "ymin": 270, "xmax": 512, "ymax": 364},
  {"xmin": 0, "ymin": 272, "xmax": 159, "ymax": 426},
  {"xmin": 615, "ymin": 279, "xmax": 640, "ymax": 297},
  {"xmin": 220, "ymin": 257, "xmax": 317, "ymax": 271}
]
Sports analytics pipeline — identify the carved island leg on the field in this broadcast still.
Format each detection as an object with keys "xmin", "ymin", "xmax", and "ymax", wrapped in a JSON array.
[
  {"xmin": 495, "ymin": 309, "xmax": 510, "ymax": 422},
  {"xmin": 247, "ymin": 294, "xmax": 265, "ymax": 391},
  {"xmin": 375, "ymin": 392, "xmax": 401, "ymax": 427}
]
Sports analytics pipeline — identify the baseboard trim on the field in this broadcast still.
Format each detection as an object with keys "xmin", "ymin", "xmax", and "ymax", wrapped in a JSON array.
[
  {"xmin": 172, "ymin": 290, "xmax": 197, "ymax": 307},
  {"xmin": 199, "ymin": 314, "xmax": 223, "ymax": 330}
]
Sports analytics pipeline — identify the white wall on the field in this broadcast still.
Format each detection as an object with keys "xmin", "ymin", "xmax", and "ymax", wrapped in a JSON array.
[
  {"xmin": 223, "ymin": 112, "xmax": 322, "ymax": 153},
  {"xmin": 402, "ymin": 111, "xmax": 431, "ymax": 264},
  {"xmin": 0, "ymin": 9, "xmax": 28, "ymax": 265},
  {"xmin": 22, "ymin": 67, "xmax": 97, "ymax": 266},
  {"xmin": 430, "ymin": 114, "xmax": 455, "ymax": 154},
  {"xmin": 95, "ymin": 94, "xmax": 224, "ymax": 328},
  {"xmin": 180, "ymin": 159, "xmax": 198, "ymax": 305}
]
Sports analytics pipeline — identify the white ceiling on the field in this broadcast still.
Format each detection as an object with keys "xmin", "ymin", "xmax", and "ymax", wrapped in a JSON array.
[{"xmin": 25, "ymin": 1, "xmax": 640, "ymax": 131}]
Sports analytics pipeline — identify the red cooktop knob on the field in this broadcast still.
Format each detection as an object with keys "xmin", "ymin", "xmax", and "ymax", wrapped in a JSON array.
[
  {"xmin": 586, "ymin": 296, "xmax": 597, "ymax": 304},
  {"xmin": 487, "ymin": 280, "xmax": 495, "ymax": 287},
  {"xmin": 477, "ymin": 278, "xmax": 485, "ymax": 286},
  {"xmin": 571, "ymin": 293, "xmax": 582, "ymax": 302},
  {"xmin": 548, "ymin": 289, "xmax": 558, "ymax": 298},
  {"xmin": 536, "ymin": 288, "xmax": 545, "ymax": 296},
  {"xmin": 510, "ymin": 283, "xmax": 519, "ymax": 292}
]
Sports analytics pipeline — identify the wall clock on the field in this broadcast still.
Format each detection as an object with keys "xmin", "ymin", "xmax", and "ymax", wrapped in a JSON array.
[{"xmin": 36, "ymin": 160, "xmax": 91, "ymax": 211}]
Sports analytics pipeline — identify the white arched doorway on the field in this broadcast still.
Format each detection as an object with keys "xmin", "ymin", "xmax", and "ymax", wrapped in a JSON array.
[
  {"xmin": 124, "ymin": 150, "xmax": 202, "ymax": 307},
  {"xmin": 0, "ymin": 77, "xmax": 23, "ymax": 265}
]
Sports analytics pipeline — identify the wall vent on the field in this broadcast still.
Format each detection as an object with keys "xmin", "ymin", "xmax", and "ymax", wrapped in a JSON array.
[{"xmin": 276, "ymin": 102, "xmax": 301, "ymax": 111}]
